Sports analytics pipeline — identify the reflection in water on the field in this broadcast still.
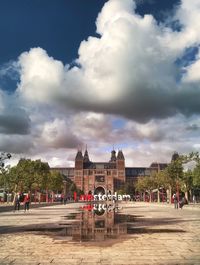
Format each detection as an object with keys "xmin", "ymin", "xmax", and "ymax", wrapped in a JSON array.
[{"xmin": 61, "ymin": 203, "xmax": 129, "ymax": 242}]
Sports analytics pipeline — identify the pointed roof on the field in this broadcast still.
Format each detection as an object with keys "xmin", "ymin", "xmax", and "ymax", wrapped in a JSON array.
[
  {"xmin": 171, "ymin": 152, "xmax": 179, "ymax": 162},
  {"xmin": 83, "ymin": 149, "xmax": 90, "ymax": 163},
  {"xmin": 117, "ymin": 150, "xmax": 124, "ymax": 160},
  {"xmin": 75, "ymin": 150, "xmax": 83, "ymax": 160}
]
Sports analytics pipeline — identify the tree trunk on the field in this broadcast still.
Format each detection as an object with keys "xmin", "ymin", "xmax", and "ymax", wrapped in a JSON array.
[
  {"xmin": 46, "ymin": 189, "xmax": 48, "ymax": 203},
  {"xmin": 143, "ymin": 192, "xmax": 145, "ymax": 202},
  {"xmin": 168, "ymin": 186, "xmax": 172, "ymax": 204},
  {"xmin": 157, "ymin": 189, "xmax": 160, "ymax": 203},
  {"xmin": 185, "ymin": 190, "xmax": 189, "ymax": 203},
  {"xmin": 12, "ymin": 184, "xmax": 18, "ymax": 204}
]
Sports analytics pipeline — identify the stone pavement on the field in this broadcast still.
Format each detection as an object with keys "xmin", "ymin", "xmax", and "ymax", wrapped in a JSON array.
[{"xmin": 0, "ymin": 202, "xmax": 199, "ymax": 265}]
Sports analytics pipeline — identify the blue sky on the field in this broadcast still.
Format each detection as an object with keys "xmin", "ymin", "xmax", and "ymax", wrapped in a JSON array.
[
  {"xmin": 0, "ymin": 0, "xmax": 200, "ymax": 167},
  {"xmin": 0, "ymin": 0, "xmax": 179, "ymax": 66}
]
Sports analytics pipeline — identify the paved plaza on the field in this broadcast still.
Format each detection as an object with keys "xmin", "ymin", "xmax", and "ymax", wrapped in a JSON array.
[{"xmin": 0, "ymin": 202, "xmax": 199, "ymax": 265}]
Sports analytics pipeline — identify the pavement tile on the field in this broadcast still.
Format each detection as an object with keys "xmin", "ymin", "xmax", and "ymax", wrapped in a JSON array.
[{"xmin": 0, "ymin": 202, "xmax": 199, "ymax": 265}]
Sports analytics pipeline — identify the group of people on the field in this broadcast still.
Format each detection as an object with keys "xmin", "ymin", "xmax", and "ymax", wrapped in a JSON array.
[{"xmin": 14, "ymin": 192, "xmax": 30, "ymax": 212}]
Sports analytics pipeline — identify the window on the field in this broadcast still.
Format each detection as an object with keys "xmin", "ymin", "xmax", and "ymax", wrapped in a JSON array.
[{"xmin": 95, "ymin": 175, "xmax": 105, "ymax": 182}]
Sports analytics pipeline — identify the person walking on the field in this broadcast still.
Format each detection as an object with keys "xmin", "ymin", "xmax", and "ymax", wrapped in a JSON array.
[
  {"xmin": 173, "ymin": 193, "xmax": 178, "ymax": 209},
  {"xmin": 193, "ymin": 194, "xmax": 196, "ymax": 204},
  {"xmin": 24, "ymin": 192, "xmax": 31, "ymax": 212},
  {"xmin": 14, "ymin": 192, "xmax": 21, "ymax": 212},
  {"xmin": 179, "ymin": 196, "xmax": 186, "ymax": 209}
]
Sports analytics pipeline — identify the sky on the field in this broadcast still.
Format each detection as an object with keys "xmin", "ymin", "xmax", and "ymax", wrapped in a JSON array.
[{"xmin": 0, "ymin": 0, "xmax": 200, "ymax": 168}]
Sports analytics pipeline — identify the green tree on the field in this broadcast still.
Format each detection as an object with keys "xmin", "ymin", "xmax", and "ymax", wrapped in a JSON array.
[
  {"xmin": 193, "ymin": 162, "xmax": 200, "ymax": 188},
  {"xmin": 135, "ymin": 176, "xmax": 155, "ymax": 202},
  {"xmin": 180, "ymin": 170, "xmax": 193, "ymax": 201},
  {"xmin": 14, "ymin": 159, "xmax": 50, "ymax": 192},
  {"xmin": 0, "ymin": 165, "xmax": 11, "ymax": 191},
  {"xmin": 47, "ymin": 171, "xmax": 64, "ymax": 192}
]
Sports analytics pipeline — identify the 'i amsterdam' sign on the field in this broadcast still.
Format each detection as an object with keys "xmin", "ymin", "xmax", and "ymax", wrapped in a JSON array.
[{"xmin": 73, "ymin": 192, "xmax": 131, "ymax": 201}]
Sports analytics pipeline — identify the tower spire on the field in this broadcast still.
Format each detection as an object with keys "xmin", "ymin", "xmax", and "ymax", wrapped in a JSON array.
[
  {"xmin": 110, "ymin": 149, "xmax": 116, "ymax": 162},
  {"xmin": 83, "ymin": 146, "xmax": 90, "ymax": 163}
]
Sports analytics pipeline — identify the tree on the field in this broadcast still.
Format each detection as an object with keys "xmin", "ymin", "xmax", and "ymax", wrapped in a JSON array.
[
  {"xmin": 165, "ymin": 151, "xmax": 200, "ymax": 202},
  {"xmin": 47, "ymin": 171, "xmax": 64, "ymax": 192},
  {"xmin": 180, "ymin": 170, "xmax": 193, "ymax": 201},
  {"xmin": 4, "ymin": 159, "xmax": 50, "ymax": 198},
  {"xmin": 193, "ymin": 162, "xmax": 200, "ymax": 188},
  {"xmin": 135, "ymin": 176, "xmax": 155, "ymax": 202},
  {"xmin": 14, "ymin": 159, "xmax": 50, "ymax": 192},
  {"xmin": 0, "ymin": 165, "xmax": 11, "ymax": 191},
  {"xmin": 0, "ymin": 152, "xmax": 12, "ymax": 192}
]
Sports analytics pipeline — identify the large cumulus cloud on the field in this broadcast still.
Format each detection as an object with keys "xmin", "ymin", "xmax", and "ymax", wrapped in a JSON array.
[{"xmin": 14, "ymin": 0, "xmax": 200, "ymax": 122}]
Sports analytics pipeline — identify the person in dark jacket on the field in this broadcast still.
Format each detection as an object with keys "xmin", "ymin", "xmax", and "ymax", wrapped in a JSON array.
[
  {"xmin": 14, "ymin": 192, "xmax": 21, "ymax": 211},
  {"xmin": 179, "ymin": 197, "xmax": 187, "ymax": 209}
]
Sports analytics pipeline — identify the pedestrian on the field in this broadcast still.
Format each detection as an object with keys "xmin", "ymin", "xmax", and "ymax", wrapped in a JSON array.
[
  {"xmin": 173, "ymin": 193, "xmax": 178, "ymax": 209},
  {"xmin": 24, "ymin": 192, "xmax": 31, "ymax": 212},
  {"xmin": 193, "ymin": 194, "xmax": 196, "ymax": 204},
  {"xmin": 14, "ymin": 192, "xmax": 21, "ymax": 212},
  {"xmin": 64, "ymin": 195, "xmax": 67, "ymax": 205},
  {"xmin": 179, "ymin": 197, "xmax": 185, "ymax": 209}
]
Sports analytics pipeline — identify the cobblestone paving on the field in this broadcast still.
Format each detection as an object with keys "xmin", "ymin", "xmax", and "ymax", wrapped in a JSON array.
[{"xmin": 0, "ymin": 202, "xmax": 199, "ymax": 265}]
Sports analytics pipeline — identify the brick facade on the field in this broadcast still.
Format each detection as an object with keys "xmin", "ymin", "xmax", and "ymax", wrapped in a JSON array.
[{"xmin": 51, "ymin": 149, "xmax": 168, "ymax": 194}]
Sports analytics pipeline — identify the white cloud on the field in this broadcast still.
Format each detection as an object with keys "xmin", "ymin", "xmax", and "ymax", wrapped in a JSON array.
[
  {"xmin": 13, "ymin": 0, "xmax": 200, "ymax": 122},
  {"xmin": 17, "ymin": 47, "xmax": 65, "ymax": 104}
]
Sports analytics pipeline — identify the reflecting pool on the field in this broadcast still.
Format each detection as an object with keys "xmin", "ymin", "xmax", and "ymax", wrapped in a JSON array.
[{"xmin": 59, "ymin": 203, "xmax": 130, "ymax": 242}]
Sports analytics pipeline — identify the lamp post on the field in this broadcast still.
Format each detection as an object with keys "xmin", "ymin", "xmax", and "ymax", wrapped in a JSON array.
[
  {"xmin": 63, "ymin": 180, "xmax": 67, "ymax": 200},
  {"xmin": 176, "ymin": 171, "xmax": 180, "ymax": 205}
]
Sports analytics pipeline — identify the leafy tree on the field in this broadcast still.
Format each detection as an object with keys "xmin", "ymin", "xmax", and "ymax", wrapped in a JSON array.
[
  {"xmin": 193, "ymin": 162, "xmax": 200, "ymax": 188},
  {"xmin": 166, "ymin": 159, "xmax": 184, "ymax": 187},
  {"xmin": 180, "ymin": 170, "xmax": 193, "ymax": 201},
  {"xmin": 0, "ymin": 165, "xmax": 11, "ymax": 191},
  {"xmin": 135, "ymin": 176, "xmax": 155, "ymax": 201},
  {"xmin": 2, "ymin": 159, "xmax": 50, "ymax": 200},
  {"xmin": 14, "ymin": 159, "xmax": 50, "ymax": 192},
  {"xmin": 47, "ymin": 171, "xmax": 64, "ymax": 192}
]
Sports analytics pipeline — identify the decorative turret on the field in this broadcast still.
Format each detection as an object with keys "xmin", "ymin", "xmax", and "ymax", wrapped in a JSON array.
[
  {"xmin": 75, "ymin": 150, "xmax": 83, "ymax": 160},
  {"xmin": 110, "ymin": 150, "xmax": 117, "ymax": 162},
  {"xmin": 75, "ymin": 150, "xmax": 83, "ymax": 170},
  {"xmin": 74, "ymin": 150, "xmax": 84, "ymax": 191},
  {"xmin": 117, "ymin": 150, "xmax": 124, "ymax": 160},
  {"xmin": 171, "ymin": 152, "xmax": 179, "ymax": 162},
  {"xmin": 116, "ymin": 150, "xmax": 125, "ymax": 181},
  {"xmin": 83, "ymin": 149, "xmax": 90, "ymax": 163}
]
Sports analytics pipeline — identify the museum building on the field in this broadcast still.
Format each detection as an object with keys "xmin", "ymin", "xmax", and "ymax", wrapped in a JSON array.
[{"xmin": 51, "ymin": 149, "xmax": 168, "ymax": 194}]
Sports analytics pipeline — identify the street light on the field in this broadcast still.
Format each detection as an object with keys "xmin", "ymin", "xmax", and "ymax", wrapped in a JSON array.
[{"xmin": 62, "ymin": 180, "xmax": 67, "ymax": 204}]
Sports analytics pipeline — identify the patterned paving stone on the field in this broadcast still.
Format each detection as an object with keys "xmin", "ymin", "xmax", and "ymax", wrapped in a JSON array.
[{"xmin": 0, "ymin": 202, "xmax": 199, "ymax": 265}]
